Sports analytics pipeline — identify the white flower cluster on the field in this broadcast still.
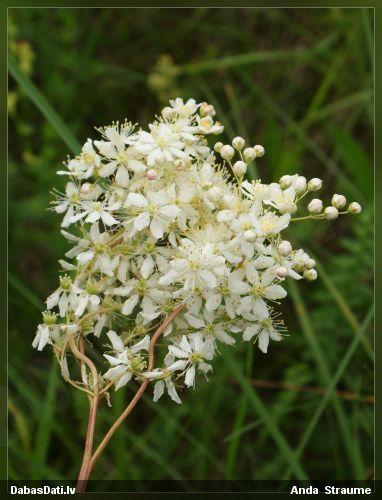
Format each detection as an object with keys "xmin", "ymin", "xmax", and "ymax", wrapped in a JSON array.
[{"xmin": 33, "ymin": 98, "xmax": 361, "ymax": 404}]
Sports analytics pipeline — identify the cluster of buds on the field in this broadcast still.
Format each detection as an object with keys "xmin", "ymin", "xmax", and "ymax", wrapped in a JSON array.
[
  {"xmin": 305, "ymin": 190, "xmax": 361, "ymax": 220},
  {"xmin": 33, "ymin": 98, "xmax": 361, "ymax": 406},
  {"xmin": 214, "ymin": 137, "xmax": 264, "ymax": 179}
]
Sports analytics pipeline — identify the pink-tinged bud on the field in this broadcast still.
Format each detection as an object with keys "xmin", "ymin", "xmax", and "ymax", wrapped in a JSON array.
[
  {"xmin": 276, "ymin": 266, "xmax": 288, "ymax": 278},
  {"xmin": 331, "ymin": 194, "xmax": 346, "ymax": 209},
  {"xmin": 278, "ymin": 240, "xmax": 292, "ymax": 256},
  {"xmin": 80, "ymin": 183, "xmax": 91, "ymax": 194},
  {"xmin": 146, "ymin": 169, "xmax": 158, "ymax": 181}
]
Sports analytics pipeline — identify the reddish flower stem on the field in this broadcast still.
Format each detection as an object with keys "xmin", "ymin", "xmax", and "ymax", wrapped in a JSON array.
[{"xmin": 75, "ymin": 303, "xmax": 186, "ymax": 492}]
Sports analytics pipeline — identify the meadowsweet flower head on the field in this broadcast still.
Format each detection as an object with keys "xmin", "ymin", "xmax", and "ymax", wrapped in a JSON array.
[{"xmin": 34, "ymin": 98, "xmax": 361, "ymax": 405}]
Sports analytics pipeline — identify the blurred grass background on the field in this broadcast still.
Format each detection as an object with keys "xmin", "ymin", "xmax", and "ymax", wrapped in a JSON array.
[{"xmin": 8, "ymin": 8, "xmax": 373, "ymax": 485}]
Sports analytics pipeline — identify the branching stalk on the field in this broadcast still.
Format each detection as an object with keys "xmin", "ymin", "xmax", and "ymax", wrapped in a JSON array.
[{"xmin": 75, "ymin": 303, "xmax": 186, "ymax": 492}]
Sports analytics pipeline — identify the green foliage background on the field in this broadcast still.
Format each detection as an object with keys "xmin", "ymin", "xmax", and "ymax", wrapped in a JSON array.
[{"xmin": 8, "ymin": 7, "xmax": 374, "ymax": 486}]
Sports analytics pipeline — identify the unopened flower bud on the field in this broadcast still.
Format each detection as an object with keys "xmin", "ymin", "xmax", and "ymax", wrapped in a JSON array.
[
  {"xmin": 278, "ymin": 240, "xmax": 292, "ymax": 256},
  {"xmin": 279, "ymin": 175, "xmax": 292, "ymax": 189},
  {"xmin": 214, "ymin": 142, "xmax": 223, "ymax": 153},
  {"xmin": 324, "ymin": 206, "xmax": 339, "ymax": 220},
  {"xmin": 307, "ymin": 178, "xmax": 323, "ymax": 192},
  {"xmin": 308, "ymin": 198, "xmax": 323, "ymax": 214},
  {"xmin": 220, "ymin": 145, "xmax": 235, "ymax": 160},
  {"xmin": 253, "ymin": 145, "xmax": 265, "ymax": 157},
  {"xmin": 206, "ymin": 186, "xmax": 222, "ymax": 202},
  {"xmin": 161, "ymin": 106, "xmax": 175, "ymax": 119},
  {"xmin": 146, "ymin": 169, "xmax": 158, "ymax": 181},
  {"xmin": 243, "ymin": 147, "xmax": 256, "ymax": 162},
  {"xmin": 232, "ymin": 161, "xmax": 247, "ymax": 177},
  {"xmin": 293, "ymin": 175, "xmax": 307, "ymax": 194},
  {"xmin": 305, "ymin": 258, "xmax": 316, "ymax": 269},
  {"xmin": 331, "ymin": 194, "xmax": 346, "ymax": 209},
  {"xmin": 276, "ymin": 266, "xmax": 288, "ymax": 278},
  {"xmin": 232, "ymin": 136, "xmax": 245, "ymax": 151},
  {"xmin": 243, "ymin": 230, "xmax": 256, "ymax": 242},
  {"xmin": 200, "ymin": 102, "xmax": 216, "ymax": 117},
  {"xmin": 80, "ymin": 183, "xmax": 91, "ymax": 195},
  {"xmin": 304, "ymin": 268, "xmax": 318, "ymax": 281},
  {"xmin": 348, "ymin": 201, "xmax": 362, "ymax": 214}
]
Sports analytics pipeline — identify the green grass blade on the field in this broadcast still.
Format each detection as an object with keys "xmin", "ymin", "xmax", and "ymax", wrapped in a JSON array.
[
  {"xmin": 181, "ymin": 31, "xmax": 338, "ymax": 74},
  {"xmin": 314, "ymin": 257, "xmax": 373, "ymax": 360},
  {"xmin": 288, "ymin": 281, "xmax": 369, "ymax": 478},
  {"xmin": 239, "ymin": 71, "xmax": 364, "ymax": 202},
  {"xmin": 283, "ymin": 305, "xmax": 373, "ymax": 480},
  {"xmin": 225, "ymin": 344, "xmax": 253, "ymax": 478},
  {"xmin": 304, "ymin": 90, "xmax": 372, "ymax": 128},
  {"xmin": 143, "ymin": 394, "xmax": 226, "ymax": 473},
  {"xmin": 224, "ymin": 350, "xmax": 308, "ymax": 480},
  {"xmin": 31, "ymin": 359, "xmax": 59, "ymax": 479},
  {"xmin": 8, "ymin": 55, "xmax": 81, "ymax": 155},
  {"xmin": 9, "ymin": 272, "xmax": 43, "ymax": 310}
]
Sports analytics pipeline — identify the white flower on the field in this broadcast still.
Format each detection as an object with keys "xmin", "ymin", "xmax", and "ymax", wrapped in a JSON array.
[
  {"xmin": 74, "ymin": 223, "xmax": 118, "ymax": 276},
  {"xmin": 46, "ymin": 275, "xmax": 81, "ymax": 317},
  {"xmin": 159, "ymin": 239, "xmax": 226, "ymax": 291},
  {"xmin": 254, "ymin": 212, "xmax": 291, "ymax": 238},
  {"xmin": 110, "ymin": 259, "xmax": 170, "ymax": 322},
  {"xmin": 167, "ymin": 335, "xmax": 213, "ymax": 388},
  {"xmin": 144, "ymin": 366, "xmax": 182, "ymax": 404},
  {"xmin": 125, "ymin": 190, "xmax": 182, "ymax": 239},
  {"xmin": 237, "ymin": 265, "xmax": 287, "ymax": 318},
  {"xmin": 74, "ymin": 289, "xmax": 101, "ymax": 318},
  {"xmin": 264, "ymin": 184, "xmax": 297, "ymax": 214},
  {"xmin": 184, "ymin": 309, "xmax": 236, "ymax": 351},
  {"xmin": 94, "ymin": 123, "xmax": 146, "ymax": 180},
  {"xmin": 32, "ymin": 324, "xmax": 55, "ymax": 351},
  {"xmin": 68, "ymin": 200, "xmax": 120, "ymax": 227},
  {"xmin": 169, "ymin": 97, "xmax": 198, "ymax": 117},
  {"xmin": 243, "ymin": 317, "xmax": 283, "ymax": 353},
  {"xmin": 103, "ymin": 331, "xmax": 150, "ymax": 390},
  {"xmin": 58, "ymin": 139, "xmax": 101, "ymax": 179},
  {"xmin": 135, "ymin": 123, "xmax": 187, "ymax": 167},
  {"xmin": 55, "ymin": 182, "xmax": 103, "ymax": 228}
]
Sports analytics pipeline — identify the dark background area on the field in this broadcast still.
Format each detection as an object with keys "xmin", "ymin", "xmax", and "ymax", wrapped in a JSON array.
[{"xmin": 8, "ymin": 7, "xmax": 373, "ymax": 486}]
